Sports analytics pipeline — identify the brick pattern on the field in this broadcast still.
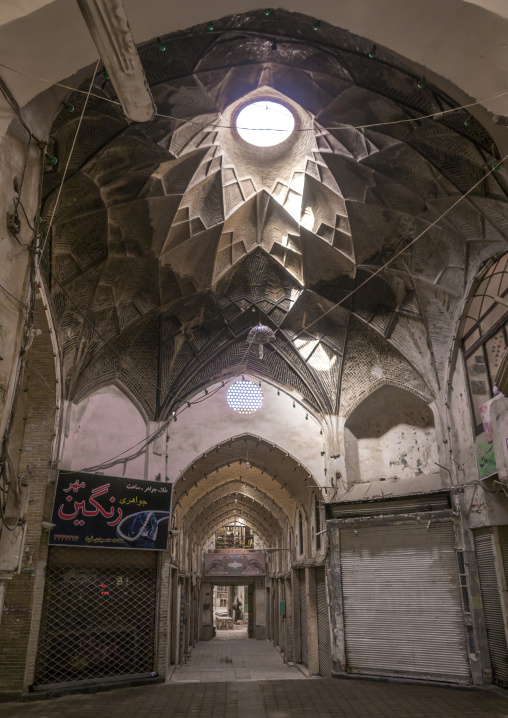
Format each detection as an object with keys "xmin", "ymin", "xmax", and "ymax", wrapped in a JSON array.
[
  {"xmin": 39, "ymin": 9, "xmax": 508, "ymax": 423},
  {"xmin": 0, "ymin": 675, "xmax": 507, "ymax": 717},
  {"xmin": 0, "ymin": 301, "xmax": 56, "ymax": 691},
  {"xmin": 155, "ymin": 552, "xmax": 172, "ymax": 677},
  {"xmin": 340, "ymin": 316, "xmax": 432, "ymax": 417},
  {"xmin": 305, "ymin": 567, "xmax": 320, "ymax": 676}
]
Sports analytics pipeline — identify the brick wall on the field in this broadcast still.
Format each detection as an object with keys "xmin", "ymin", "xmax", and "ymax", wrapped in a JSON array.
[{"xmin": 0, "ymin": 300, "xmax": 56, "ymax": 693}]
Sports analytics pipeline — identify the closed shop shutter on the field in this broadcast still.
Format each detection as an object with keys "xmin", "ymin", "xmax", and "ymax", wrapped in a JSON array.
[
  {"xmin": 34, "ymin": 547, "xmax": 157, "ymax": 687},
  {"xmin": 474, "ymin": 529, "xmax": 508, "ymax": 687},
  {"xmin": 340, "ymin": 522, "xmax": 470, "ymax": 683},
  {"xmin": 316, "ymin": 566, "xmax": 332, "ymax": 677},
  {"xmin": 500, "ymin": 527, "xmax": 508, "ymax": 593},
  {"xmin": 286, "ymin": 577, "xmax": 293, "ymax": 662},
  {"xmin": 299, "ymin": 570, "xmax": 308, "ymax": 666}
]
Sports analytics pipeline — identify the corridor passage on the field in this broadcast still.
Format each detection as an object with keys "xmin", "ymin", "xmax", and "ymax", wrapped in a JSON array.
[{"xmin": 171, "ymin": 633, "xmax": 305, "ymax": 682}]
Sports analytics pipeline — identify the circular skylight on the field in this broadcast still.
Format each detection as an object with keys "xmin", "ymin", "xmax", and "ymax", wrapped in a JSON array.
[
  {"xmin": 236, "ymin": 101, "xmax": 295, "ymax": 147},
  {"xmin": 227, "ymin": 380, "xmax": 263, "ymax": 414}
]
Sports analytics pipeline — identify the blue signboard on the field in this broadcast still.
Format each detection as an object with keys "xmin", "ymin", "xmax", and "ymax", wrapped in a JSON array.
[{"xmin": 49, "ymin": 471, "xmax": 172, "ymax": 550}]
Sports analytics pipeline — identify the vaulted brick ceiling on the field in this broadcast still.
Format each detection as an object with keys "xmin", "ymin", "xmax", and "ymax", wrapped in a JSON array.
[{"xmin": 41, "ymin": 10, "xmax": 508, "ymax": 420}]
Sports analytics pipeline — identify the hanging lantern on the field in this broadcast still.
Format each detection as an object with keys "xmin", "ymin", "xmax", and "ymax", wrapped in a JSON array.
[{"xmin": 247, "ymin": 323, "xmax": 276, "ymax": 359}]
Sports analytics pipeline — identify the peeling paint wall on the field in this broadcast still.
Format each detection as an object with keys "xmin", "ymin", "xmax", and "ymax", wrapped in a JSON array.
[{"xmin": 344, "ymin": 385, "xmax": 438, "ymax": 484}]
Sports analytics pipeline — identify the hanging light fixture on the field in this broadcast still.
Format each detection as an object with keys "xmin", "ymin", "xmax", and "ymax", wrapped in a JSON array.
[{"xmin": 247, "ymin": 323, "xmax": 276, "ymax": 359}]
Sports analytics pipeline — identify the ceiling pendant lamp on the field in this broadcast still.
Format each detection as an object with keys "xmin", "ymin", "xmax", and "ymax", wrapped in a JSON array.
[{"xmin": 247, "ymin": 323, "xmax": 276, "ymax": 359}]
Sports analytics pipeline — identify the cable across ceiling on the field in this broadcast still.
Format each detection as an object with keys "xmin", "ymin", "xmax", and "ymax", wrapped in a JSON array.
[{"xmin": 39, "ymin": 9, "xmax": 508, "ymax": 421}]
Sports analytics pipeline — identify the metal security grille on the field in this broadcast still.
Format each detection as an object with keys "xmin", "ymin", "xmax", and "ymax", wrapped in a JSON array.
[
  {"xmin": 340, "ymin": 521, "xmax": 470, "ymax": 683},
  {"xmin": 316, "ymin": 567, "xmax": 332, "ymax": 677},
  {"xmin": 34, "ymin": 548, "xmax": 157, "ymax": 687}
]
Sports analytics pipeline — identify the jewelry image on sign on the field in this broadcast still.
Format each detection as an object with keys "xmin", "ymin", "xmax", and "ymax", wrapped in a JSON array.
[
  {"xmin": 49, "ymin": 471, "xmax": 173, "ymax": 551},
  {"xmin": 116, "ymin": 510, "xmax": 170, "ymax": 549}
]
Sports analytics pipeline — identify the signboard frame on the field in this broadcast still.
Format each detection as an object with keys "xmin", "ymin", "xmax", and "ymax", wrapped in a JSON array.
[{"xmin": 49, "ymin": 470, "xmax": 172, "ymax": 551}]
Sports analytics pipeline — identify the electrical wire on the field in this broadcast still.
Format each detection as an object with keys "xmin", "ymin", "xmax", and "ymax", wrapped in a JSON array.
[
  {"xmin": 2, "ymin": 55, "xmax": 506, "ymax": 466},
  {"xmin": 0, "ymin": 142, "xmax": 45, "ymax": 533},
  {"xmin": 40, "ymin": 60, "xmax": 100, "ymax": 257},
  {"xmin": 0, "ymin": 72, "xmax": 41, "ymax": 142},
  {"xmin": 14, "ymin": 197, "xmax": 35, "ymax": 232},
  {"xmin": 80, "ymin": 420, "xmax": 172, "ymax": 472},
  {"xmin": 38, "ymin": 252, "xmax": 254, "ymax": 408},
  {"xmin": 78, "ymin": 372, "xmax": 243, "ymax": 472},
  {"xmin": 0, "ymin": 281, "xmax": 28, "ymax": 309},
  {"xmin": 291, "ymin": 151, "xmax": 508, "ymax": 343},
  {"xmin": 76, "ymin": 346, "xmax": 254, "ymax": 473},
  {"xmin": 0, "ymin": 60, "xmax": 507, "ymax": 135}
]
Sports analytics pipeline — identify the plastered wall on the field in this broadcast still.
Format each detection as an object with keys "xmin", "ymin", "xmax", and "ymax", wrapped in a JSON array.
[
  {"xmin": 60, "ymin": 383, "xmax": 149, "ymax": 480},
  {"xmin": 344, "ymin": 385, "xmax": 439, "ymax": 484}
]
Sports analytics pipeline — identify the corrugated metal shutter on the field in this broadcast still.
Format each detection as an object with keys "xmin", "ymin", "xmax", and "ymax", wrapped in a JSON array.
[
  {"xmin": 316, "ymin": 567, "xmax": 332, "ymax": 677},
  {"xmin": 500, "ymin": 527, "xmax": 508, "ymax": 592},
  {"xmin": 340, "ymin": 522, "xmax": 470, "ymax": 683},
  {"xmin": 474, "ymin": 529, "xmax": 508, "ymax": 687},
  {"xmin": 299, "ymin": 570, "xmax": 308, "ymax": 667},
  {"xmin": 34, "ymin": 547, "xmax": 157, "ymax": 687}
]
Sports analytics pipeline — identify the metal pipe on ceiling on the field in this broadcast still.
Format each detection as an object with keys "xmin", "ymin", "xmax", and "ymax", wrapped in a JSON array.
[{"xmin": 76, "ymin": 0, "xmax": 155, "ymax": 123}]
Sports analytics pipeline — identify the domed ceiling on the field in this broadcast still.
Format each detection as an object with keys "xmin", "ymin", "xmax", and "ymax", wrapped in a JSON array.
[{"xmin": 40, "ymin": 9, "xmax": 508, "ymax": 420}]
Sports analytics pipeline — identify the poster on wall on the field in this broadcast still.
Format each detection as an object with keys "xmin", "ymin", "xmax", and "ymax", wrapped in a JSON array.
[
  {"xmin": 476, "ymin": 437, "xmax": 497, "ymax": 479},
  {"xmin": 49, "ymin": 471, "xmax": 172, "ymax": 550}
]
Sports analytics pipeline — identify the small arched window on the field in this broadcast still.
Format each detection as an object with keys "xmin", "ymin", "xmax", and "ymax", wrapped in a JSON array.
[
  {"xmin": 299, "ymin": 511, "xmax": 304, "ymax": 556},
  {"xmin": 462, "ymin": 254, "xmax": 508, "ymax": 433}
]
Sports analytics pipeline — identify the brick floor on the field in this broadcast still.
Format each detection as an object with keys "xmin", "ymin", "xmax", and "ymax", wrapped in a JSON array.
[
  {"xmin": 0, "ymin": 678, "xmax": 506, "ymax": 718},
  {"xmin": 0, "ymin": 638, "xmax": 507, "ymax": 718}
]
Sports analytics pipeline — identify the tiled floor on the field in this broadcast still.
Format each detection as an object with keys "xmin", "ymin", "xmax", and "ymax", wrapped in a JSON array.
[
  {"xmin": 0, "ymin": 677, "xmax": 507, "ymax": 718},
  {"xmin": 0, "ymin": 638, "xmax": 507, "ymax": 718},
  {"xmin": 171, "ymin": 633, "xmax": 304, "ymax": 682}
]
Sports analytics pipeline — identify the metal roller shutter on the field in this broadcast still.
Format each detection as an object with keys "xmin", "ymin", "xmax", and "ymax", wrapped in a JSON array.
[
  {"xmin": 34, "ymin": 547, "xmax": 157, "ymax": 687},
  {"xmin": 316, "ymin": 567, "xmax": 332, "ymax": 677},
  {"xmin": 340, "ymin": 522, "xmax": 470, "ymax": 683},
  {"xmin": 474, "ymin": 529, "xmax": 508, "ymax": 687},
  {"xmin": 500, "ymin": 527, "xmax": 508, "ymax": 591},
  {"xmin": 299, "ymin": 570, "xmax": 308, "ymax": 666}
]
